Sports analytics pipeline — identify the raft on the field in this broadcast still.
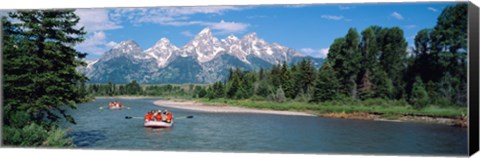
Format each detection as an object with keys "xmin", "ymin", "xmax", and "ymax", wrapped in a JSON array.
[
  {"xmin": 144, "ymin": 120, "xmax": 174, "ymax": 128},
  {"xmin": 109, "ymin": 106, "xmax": 123, "ymax": 110}
]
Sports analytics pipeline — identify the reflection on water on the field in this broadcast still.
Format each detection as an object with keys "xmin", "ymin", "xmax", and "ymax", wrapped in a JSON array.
[
  {"xmin": 144, "ymin": 128, "xmax": 173, "ymax": 136},
  {"xmin": 67, "ymin": 130, "xmax": 106, "ymax": 147},
  {"xmin": 61, "ymin": 98, "xmax": 468, "ymax": 156}
]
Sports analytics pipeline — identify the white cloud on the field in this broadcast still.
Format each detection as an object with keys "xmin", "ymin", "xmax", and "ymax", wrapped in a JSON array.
[
  {"xmin": 75, "ymin": 31, "xmax": 117, "ymax": 55},
  {"xmin": 428, "ymin": 7, "xmax": 438, "ymax": 12},
  {"xmin": 321, "ymin": 15, "xmax": 344, "ymax": 20},
  {"xmin": 181, "ymin": 31, "xmax": 194, "ymax": 37},
  {"xmin": 209, "ymin": 20, "xmax": 249, "ymax": 34},
  {"xmin": 391, "ymin": 12, "xmax": 404, "ymax": 20},
  {"xmin": 286, "ymin": 5, "xmax": 307, "ymax": 8},
  {"xmin": 75, "ymin": 9, "xmax": 123, "ymax": 32},
  {"xmin": 247, "ymin": 15, "xmax": 268, "ymax": 19},
  {"xmin": 339, "ymin": 6, "xmax": 354, "ymax": 10},
  {"xmin": 111, "ymin": 7, "xmax": 249, "ymax": 34},
  {"xmin": 405, "ymin": 25, "xmax": 416, "ymax": 29},
  {"xmin": 300, "ymin": 48, "xmax": 329, "ymax": 58},
  {"xmin": 106, "ymin": 41, "xmax": 119, "ymax": 48},
  {"xmin": 75, "ymin": 9, "xmax": 123, "ymax": 56}
]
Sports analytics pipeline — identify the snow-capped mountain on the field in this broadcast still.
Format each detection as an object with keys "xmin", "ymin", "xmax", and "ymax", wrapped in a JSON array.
[
  {"xmin": 144, "ymin": 38, "xmax": 179, "ymax": 67},
  {"xmin": 81, "ymin": 27, "xmax": 323, "ymax": 84}
]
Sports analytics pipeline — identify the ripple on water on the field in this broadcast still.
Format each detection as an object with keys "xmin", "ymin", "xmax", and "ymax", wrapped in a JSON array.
[{"xmin": 67, "ymin": 130, "xmax": 107, "ymax": 147}]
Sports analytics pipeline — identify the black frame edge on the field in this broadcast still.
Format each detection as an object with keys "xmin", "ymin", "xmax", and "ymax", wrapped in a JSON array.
[
  {"xmin": 0, "ymin": 14, "xmax": 4, "ymax": 147},
  {"xmin": 469, "ymin": 1, "xmax": 480, "ymax": 156}
]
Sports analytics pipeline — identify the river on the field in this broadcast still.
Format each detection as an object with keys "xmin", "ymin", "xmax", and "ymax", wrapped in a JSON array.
[{"xmin": 60, "ymin": 98, "xmax": 468, "ymax": 156}]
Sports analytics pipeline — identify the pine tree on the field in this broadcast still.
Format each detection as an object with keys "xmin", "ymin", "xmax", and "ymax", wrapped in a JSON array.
[
  {"xmin": 279, "ymin": 61, "xmax": 295, "ymax": 98},
  {"xmin": 3, "ymin": 10, "xmax": 86, "ymax": 146},
  {"xmin": 3, "ymin": 10, "xmax": 87, "ymax": 125},
  {"xmin": 378, "ymin": 27, "xmax": 408, "ymax": 99},
  {"xmin": 311, "ymin": 63, "xmax": 341, "ymax": 102},
  {"xmin": 409, "ymin": 77, "xmax": 429, "ymax": 109},
  {"xmin": 358, "ymin": 70, "xmax": 374, "ymax": 100},
  {"xmin": 226, "ymin": 68, "xmax": 242, "ymax": 98},
  {"xmin": 297, "ymin": 59, "xmax": 316, "ymax": 96},
  {"xmin": 373, "ymin": 69, "xmax": 394, "ymax": 99}
]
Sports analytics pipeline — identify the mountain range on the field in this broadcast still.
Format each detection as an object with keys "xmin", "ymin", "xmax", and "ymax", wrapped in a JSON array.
[{"xmin": 80, "ymin": 28, "xmax": 324, "ymax": 84}]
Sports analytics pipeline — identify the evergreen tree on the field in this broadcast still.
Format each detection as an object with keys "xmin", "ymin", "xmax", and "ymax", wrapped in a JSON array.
[
  {"xmin": 378, "ymin": 27, "xmax": 408, "ymax": 99},
  {"xmin": 226, "ymin": 68, "xmax": 242, "ymax": 98},
  {"xmin": 280, "ymin": 61, "xmax": 295, "ymax": 98},
  {"xmin": 212, "ymin": 81, "xmax": 225, "ymax": 98},
  {"xmin": 3, "ymin": 10, "xmax": 86, "ymax": 146},
  {"xmin": 327, "ymin": 28, "xmax": 361, "ymax": 99},
  {"xmin": 311, "ymin": 63, "xmax": 341, "ymax": 102},
  {"xmin": 297, "ymin": 59, "xmax": 316, "ymax": 96},
  {"xmin": 372, "ymin": 69, "xmax": 394, "ymax": 99},
  {"xmin": 358, "ymin": 70, "xmax": 374, "ymax": 100},
  {"xmin": 409, "ymin": 77, "xmax": 429, "ymax": 109}
]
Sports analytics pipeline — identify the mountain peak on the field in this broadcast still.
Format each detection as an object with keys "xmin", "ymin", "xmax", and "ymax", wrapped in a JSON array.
[
  {"xmin": 198, "ymin": 27, "xmax": 212, "ymax": 36},
  {"xmin": 227, "ymin": 34, "xmax": 239, "ymax": 41},
  {"xmin": 115, "ymin": 40, "xmax": 140, "ymax": 49},
  {"xmin": 245, "ymin": 32, "xmax": 257, "ymax": 38},
  {"xmin": 155, "ymin": 37, "xmax": 171, "ymax": 45}
]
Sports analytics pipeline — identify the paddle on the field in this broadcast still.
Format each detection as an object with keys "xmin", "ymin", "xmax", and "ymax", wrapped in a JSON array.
[
  {"xmin": 125, "ymin": 116, "xmax": 143, "ymax": 119},
  {"xmin": 124, "ymin": 115, "xmax": 193, "ymax": 120},
  {"xmin": 174, "ymin": 115, "xmax": 194, "ymax": 120},
  {"xmin": 100, "ymin": 106, "xmax": 131, "ymax": 110}
]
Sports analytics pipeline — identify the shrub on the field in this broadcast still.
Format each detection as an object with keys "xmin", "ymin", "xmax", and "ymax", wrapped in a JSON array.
[
  {"xmin": 409, "ymin": 77, "xmax": 429, "ymax": 109},
  {"xmin": 2, "ymin": 123, "xmax": 74, "ymax": 147}
]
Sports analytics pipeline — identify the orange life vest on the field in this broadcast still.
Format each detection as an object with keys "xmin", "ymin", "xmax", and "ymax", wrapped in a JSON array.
[
  {"xmin": 166, "ymin": 112, "xmax": 173, "ymax": 121},
  {"xmin": 144, "ymin": 112, "xmax": 153, "ymax": 122},
  {"xmin": 154, "ymin": 113, "xmax": 162, "ymax": 122}
]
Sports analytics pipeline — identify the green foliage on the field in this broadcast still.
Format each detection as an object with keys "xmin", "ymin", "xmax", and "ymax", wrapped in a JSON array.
[
  {"xmin": 44, "ymin": 127, "xmax": 75, "ymax": 147},
  {"xmin": 311, "ymin": 63, "xmax": 341, "ymax": 102},
  {"xmin": 409, "ymin": 77, "xmax": 430, "ymax": 109},
  {"xmin": 198, "ymin": 98, "xmax": 465, "ymax": 117},
  {"xmin": 125, "ymin": 80, "xmax": 142, "ymax": 95},
  {"xmin": 405, "ymin": 3, "xmax": 467, "ymax": 107},
  {"xmin": 2, "ymin": 10, "xmax": 86, "ymax": 146},
  {"xmin": 3, "ymin": 124, "xmax": 74, "ymax": 147},
  {"xmin": 198, "ymin": 88, "xmax": 207, "ymax": 98},
  {"xmin": 267, "ymin": 87, "xmax": 287, "ymax": 103},
  {"xmin": 3, "ymin": 10, "xmax": 87, "ymax": 126}
]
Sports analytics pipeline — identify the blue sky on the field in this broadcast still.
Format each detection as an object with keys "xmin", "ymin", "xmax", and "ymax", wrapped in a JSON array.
[{"xmin": 74, "ymin": 2, "xmax": 459, "ymax": 60}]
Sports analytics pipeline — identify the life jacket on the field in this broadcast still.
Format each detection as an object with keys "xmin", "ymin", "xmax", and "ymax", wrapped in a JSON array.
[
  {"xmin": 166, "ymin": 112, "xmax": 173, "ymax": 122},
  {"xmin": 144, "ymin": 112, "xmax": 153, "ymax": 122},
  {"xmin": 154, "ymin": 113, "xmax": 162, "ymax": 122}
]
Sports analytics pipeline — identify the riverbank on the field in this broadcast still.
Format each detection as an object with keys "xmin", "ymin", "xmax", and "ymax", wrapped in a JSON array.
[
  {"xmin": 95, "ymin": 96, "xmax": 164, "ymax": 99},
  {"xmin": 153, "ymin": 100, "xmax": 315, "ymax": 116},
  {"xmin": 153, "ymin": 98, "xmax": 467, "ymax": 127}
]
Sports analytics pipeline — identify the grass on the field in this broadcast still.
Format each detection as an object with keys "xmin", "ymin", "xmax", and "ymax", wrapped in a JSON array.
[{"xmin": 184, "ymin": 98, "xmax": 466, "ymax": 118}]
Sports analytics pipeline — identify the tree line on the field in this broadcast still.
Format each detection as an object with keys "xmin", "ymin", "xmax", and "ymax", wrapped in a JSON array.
[
  {"xmin": 195, "ymin": 3, "xmax": 467, "ymax": 109},
  {"xmin": 85, "ymin": 81, "xmax": 201, "ymax": 97}
]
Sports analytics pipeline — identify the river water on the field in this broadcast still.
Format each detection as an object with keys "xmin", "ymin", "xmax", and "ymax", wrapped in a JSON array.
[{"xmin": 61, "ymin": 98, "xmax": 467, "ymax": 156}]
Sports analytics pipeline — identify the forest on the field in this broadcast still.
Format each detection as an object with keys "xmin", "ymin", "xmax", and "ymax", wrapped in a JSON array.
[{"xmin": 192, "ymin": 3, "xmax": 468, "ymax": 110}]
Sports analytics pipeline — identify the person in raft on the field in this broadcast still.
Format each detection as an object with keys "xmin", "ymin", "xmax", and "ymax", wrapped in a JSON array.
[
  {"xmin": 153, "ymin": 110, "xmax": 163, "ymax": 122},
  {"xmin": 117, "ymin": 101, "xmax": 123, "ymax": 108},
  {"xmin": 108, "ymin": 102, "xmax": 114, "ymax": 108},
  {"xmin": 144, "ymin": 110, "xmax": 155, "ymax": 122},
  {"xmin": 113, "ymin": 101, "xmax": 122, "ymax": 108},
  {"xmin": 163, "ymin": 110, "xmax": 173, "ymax": 123}
]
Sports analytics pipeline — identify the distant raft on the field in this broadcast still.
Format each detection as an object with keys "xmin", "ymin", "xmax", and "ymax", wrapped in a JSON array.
[{"xmin": 144, "ymin": 120, "xmax": 174, "ymax": 128}]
